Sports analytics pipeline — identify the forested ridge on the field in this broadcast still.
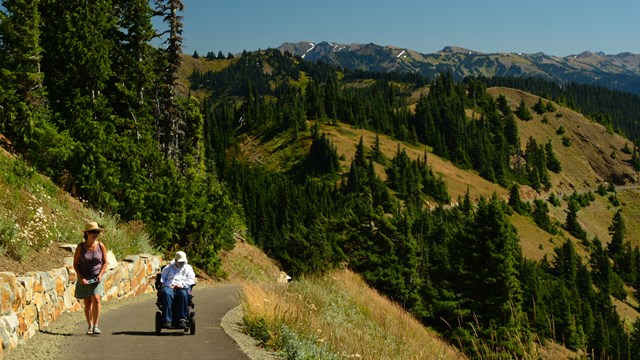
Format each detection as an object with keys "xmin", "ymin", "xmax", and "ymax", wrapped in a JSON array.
[
  {"xmin": 3, "ymin": 1, "xmax": 640, "ymax": 358},
  {"xmin": 481, "ymin": 76, "xmax": 640, "ymax": 141},
  {"xmin": 196, "ymin": 49, "xmax": 640, "ymax": 357}
]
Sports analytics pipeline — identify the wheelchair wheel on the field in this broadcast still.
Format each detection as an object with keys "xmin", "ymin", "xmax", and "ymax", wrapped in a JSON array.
[
  {"xmin": 155, "ymin": 311, "xmax": 162, "ymax": 335},
  {"xmin": 189, "ymin": 312, "xmax": 196, "ymax": 335}
]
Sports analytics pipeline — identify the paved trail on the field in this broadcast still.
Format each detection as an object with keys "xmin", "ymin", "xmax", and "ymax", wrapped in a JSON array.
[{"xmin": 57, "ymin": 285, "xmax": 251, "ymax": 360}]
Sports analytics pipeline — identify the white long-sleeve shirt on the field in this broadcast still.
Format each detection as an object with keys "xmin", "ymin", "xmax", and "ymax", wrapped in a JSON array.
[{"xmin": 160, "ymin": 260, "xmax": 196, "ymax": 289}]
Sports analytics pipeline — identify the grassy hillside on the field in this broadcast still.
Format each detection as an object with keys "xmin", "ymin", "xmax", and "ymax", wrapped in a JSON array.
[
  {"xmin": 241, "ymin": 268, "xmax": 466, "ymax": 359},
  {"xmin": 230, "ymin": 86, "xmax": 640, "ymax": 330},
  {"xmin": 178, "ymin": 53, "xmax": 640, "ymax": 354},
  {"xmin": 226, "ymin": 239, "xmax": 581, "ymax": 359},
  {"xmin": 488, "ymin": 87, "xmax": 637, "ymax": 191},
  {"xmin": 178, "ymin": 54, "xmax": 235, "ymax": 102},
  {"xmin": 233, "ymin": 89, "xmax": 640, "ymax": 249},
  {"xmin": 0, "ymin": 146, "xmax": 156, "ymax": 273},
  {"xmin": 223, "ymin": 239, "xmax": 465, "ymax": 359}
]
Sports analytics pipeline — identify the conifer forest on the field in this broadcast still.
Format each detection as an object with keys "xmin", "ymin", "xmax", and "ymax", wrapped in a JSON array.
[{"xmin": 3, "ymin": 1, "xmax": 640, "ymax": 358}]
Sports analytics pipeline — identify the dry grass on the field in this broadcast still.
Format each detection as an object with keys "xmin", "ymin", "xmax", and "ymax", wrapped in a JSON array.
[
  {"xmin": 488, "ymin": 87, "xmax": 637, "ymax": 193},
  {"xmin": 614, "ymin": 290, "xmax": 640, "ymax": 330},
  {"xmin": 178, "ymin": 54, "xmax": 235, "ymax": 101},
  {"xmin": 509, "ymin": 212, "xmax": 561, "ymax": 261},
  {"xmin": 617, "ymin": 188, "xmax": 640, "ymax": 248},
  {"xmin": 241, "ymin": 268, "xmax": 465, "ymax": 360},
  {"xmin": 220, "ymin": 236, "xmax": 283, "ymax": 283},
  {"xmin": 221, "ymin": 237, "xmax": 466, "ymax": 358},
  {"xmin": 318, "ymin": 122, "xmax": 507, "ymax": 203}
]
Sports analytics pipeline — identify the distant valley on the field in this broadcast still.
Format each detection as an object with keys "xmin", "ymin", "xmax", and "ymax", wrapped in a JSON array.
[{"xmin": 278, "ymin": 41, "xmax": 640, "ymax": 95}]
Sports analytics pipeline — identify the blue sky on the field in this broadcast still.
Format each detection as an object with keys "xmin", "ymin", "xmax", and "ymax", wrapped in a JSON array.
[{"xmin": 173, "ymin": 0, "xmax": 640, "ymax": 57}]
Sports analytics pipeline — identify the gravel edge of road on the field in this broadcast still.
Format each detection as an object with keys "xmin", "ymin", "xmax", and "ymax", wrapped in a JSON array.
[
  {"xmin": 4, "ymin": 286, "xmax": 280, "ymax": 360},
  {"xmin": 220, "ymin": 305, "xmax": 282, "ymax": 360}
]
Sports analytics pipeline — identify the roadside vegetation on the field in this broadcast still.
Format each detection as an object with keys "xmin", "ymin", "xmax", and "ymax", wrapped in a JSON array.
[
  {"xmin": 241, "ymin": 269, "xmax": 465, "ymax": 360},
  {"xmin": 0, "ymin": 151, "xmax": 154, "ymax": 262}
]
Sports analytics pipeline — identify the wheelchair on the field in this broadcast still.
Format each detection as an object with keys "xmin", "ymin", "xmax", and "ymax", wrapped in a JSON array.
[{"xmin": 154, "ymin": 270, "xmax": 196, "ymax": 335}]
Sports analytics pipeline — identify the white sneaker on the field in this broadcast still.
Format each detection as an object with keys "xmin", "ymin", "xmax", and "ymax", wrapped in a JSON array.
[
  {"xmin": 92, "ymin": 326, "xmax": 102, "ymax": 334},
  {"xmin": 86, "ymin": 326, "xmax": 93, "ymax": 335}
]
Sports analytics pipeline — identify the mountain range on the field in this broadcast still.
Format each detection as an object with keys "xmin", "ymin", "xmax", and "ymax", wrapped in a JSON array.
[{"xmin": 278, "ymin": 41, "xmax": 640, "ymax": 95}]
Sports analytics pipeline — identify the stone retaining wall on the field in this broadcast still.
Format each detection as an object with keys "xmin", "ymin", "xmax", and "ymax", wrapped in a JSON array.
[{"xmin": 0, "ymin": 249, "xmax": 162, "ymax": 359}]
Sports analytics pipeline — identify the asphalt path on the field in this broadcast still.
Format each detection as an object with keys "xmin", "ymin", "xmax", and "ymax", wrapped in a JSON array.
[{"xmin": 57, "ymin": 285, "xmax": 251, "ymax": 360}]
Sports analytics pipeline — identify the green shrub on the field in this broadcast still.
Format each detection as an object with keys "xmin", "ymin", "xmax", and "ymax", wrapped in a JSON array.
[
  {"xmin": 243, "ymin": 315, "xmax": 272, "ymax": 346},
  {"xmin": 0, "ymin": 215, "xmax": 22, "ymax": 259},
  {"xmin": 280, "ymin": 325, "xmax": 341, "ymax": 360}
]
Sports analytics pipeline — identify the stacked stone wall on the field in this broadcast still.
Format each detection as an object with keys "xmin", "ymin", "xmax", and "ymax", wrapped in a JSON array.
[{"xmin": 0, "ymin": 250, "xmax": 162, "ymax": 359}]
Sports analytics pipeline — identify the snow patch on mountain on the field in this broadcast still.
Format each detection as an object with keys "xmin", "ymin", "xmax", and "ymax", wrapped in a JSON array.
[{"xmin": 302, "ymin": 42, "xmax": 316, "ymax": 59}]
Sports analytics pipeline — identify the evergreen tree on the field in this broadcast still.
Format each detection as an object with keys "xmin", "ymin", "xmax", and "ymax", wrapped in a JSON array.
[
  {"xmin": 508, "ymin": 184, "xmax": 527, "ymax": 214},
  {"xmin": 308, "ymin": 126, "xmax": 340, "ymax": 175},
  {"xmin": 631, "ymin": 318, "xmax": 640, "ymax": 356},
  {"xmin": 545, "ymin": 101, "xmax": 556, "ymax": 112},
  {"xmin": 495, "ymin": 94, "xmax": 512, "ymax": 115},
  {"xmin": 590, "ymin": 239, "xmax": 612, "ymax": 297},
  {"xmin": 39, "ymin": 0, "xmax": 123, "ymax": 209},
  {"xmin": 525, "ymin": 137, "xmax": 551, "ymax": 191},
  {"xmin": 533, "ymin": 199, "xmax": 556, "ymax": 234},
  {"xmin": 455, "ymin": 195, "xmax": 526, "ymax": 339},
  {"xmin": 548, "ymin": 240, "xmax": 588, "ymax": 348},
  {"xmin": 371, "ymin": 132, "xmax": 385, "ymax": 164},
  {"xmin": 545, "ymin": 141, "xmax": 562, "ymax": 173},
  {"xmin": 345, "ymin": 137, "xmax": 370, "ymax": 195},
  {"xmin": 565, "ymin": 199, "xmax": 587, "ymax": 240},
  {"xmin": 0, "ymin": 0, "xmax": 75, "ymax": 178},
  {"xmin": 607, "ymin": 209, "xmax": 625, "ymax": 257},
  {"xmin": 153, "ymin": 0, "xmax": 185, "ymax": 160},
  {"xmin": 504, "ymin": 113, "xmax": 520, "ymax": 149},
  {"xmin": 631, "ymin": 148, "xmax": 640, "ymax": 171},
  {"xmin": 0, "ymin": 0, "xmax": 44, "ymax": 110},
  {"xmin": 532, "ymin": 97, "xmax": 546, "ymax": 115},
  {"xmin": 608, "ymin": 209, "xmax": 633, "ymax": 279},
  {"xmin": 459, "ymin": 188, "xmax": 473, "ymax": 215},
  {"xmin": 515, "ymin": 99, "xmax": 533, "ymax": 120}
]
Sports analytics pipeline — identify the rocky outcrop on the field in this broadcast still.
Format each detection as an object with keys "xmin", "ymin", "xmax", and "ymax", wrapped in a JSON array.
[{"xmin": 0, "ymin": 250, "xmax": 162, "ymax": 359}]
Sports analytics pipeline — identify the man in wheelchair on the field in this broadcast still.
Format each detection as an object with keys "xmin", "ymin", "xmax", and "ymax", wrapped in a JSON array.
[{"xmin": 158, "ymin": 251, "xmax": 196, "ymax": 329}]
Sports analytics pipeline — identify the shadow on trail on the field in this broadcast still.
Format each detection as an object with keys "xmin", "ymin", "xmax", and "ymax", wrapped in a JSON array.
[
  {"xmin": 112, "ymin": 331, "xmax": 187, "ymax": 336},
  {"xmin": 39, "ymin": 329, "xmax": 75, "ymax": 336}
]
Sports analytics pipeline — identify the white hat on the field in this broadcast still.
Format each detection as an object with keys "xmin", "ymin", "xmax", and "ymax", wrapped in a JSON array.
[{"xmin": 175, "ymin": 251, "xmax": 187, "ymax": 263}]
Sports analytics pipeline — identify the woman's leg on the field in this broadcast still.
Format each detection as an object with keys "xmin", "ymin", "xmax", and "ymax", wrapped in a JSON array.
[
  {"xmin": 91, "ymin": 294, "xmax": 101, "ymax": 327},
  {"xmin": 83, "ymin": 298, "xmax": 93, "ymax": 327}
]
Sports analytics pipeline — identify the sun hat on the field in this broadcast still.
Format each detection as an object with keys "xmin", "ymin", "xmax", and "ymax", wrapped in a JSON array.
[
  {"xmin": 175, "ymin": 251, "xmax": 188, "ymax": 263},
  {"xmin": 83, "ymin": 222, "xmax": 104, "ymax": 233}
]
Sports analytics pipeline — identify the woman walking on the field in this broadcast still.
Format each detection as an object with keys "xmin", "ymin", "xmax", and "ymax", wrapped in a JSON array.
[{"xmin": 73, "ymin": 221, "xmax": 108, "ymax": 335}]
